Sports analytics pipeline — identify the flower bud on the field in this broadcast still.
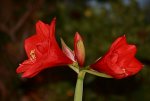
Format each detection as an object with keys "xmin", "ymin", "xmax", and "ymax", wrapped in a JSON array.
[{"xmin": 74, "ymin": 32, "xmax": 85, "ymax": 67}]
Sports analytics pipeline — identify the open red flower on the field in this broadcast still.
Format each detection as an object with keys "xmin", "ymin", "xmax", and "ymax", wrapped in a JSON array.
[
  {"xmin": 61, "ymin": 32, "xmax": 85, "ymax": 67},
  {"xmin": 91, "ymin": 35, "xmax": 143, "ymax": 79},
  {"xmin": 16, "ymin": 18, "xmax": 73, "ymax": 78}
]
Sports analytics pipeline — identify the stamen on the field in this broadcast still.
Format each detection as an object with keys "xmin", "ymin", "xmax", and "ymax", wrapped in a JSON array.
[{"xmin": 30, "ymin": 49, "xmax": 36, "ymax": 62}]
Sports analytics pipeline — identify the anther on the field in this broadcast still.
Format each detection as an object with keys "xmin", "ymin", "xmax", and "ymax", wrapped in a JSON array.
[{"xmin": 30, "ymin": 49, "xmax": 36, "ymax": 62}]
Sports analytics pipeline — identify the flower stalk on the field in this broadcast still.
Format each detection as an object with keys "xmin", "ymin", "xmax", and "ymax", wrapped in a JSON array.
[{"xmin": 74, "ymin": 71, "xmax": 85, "ymax": 101}]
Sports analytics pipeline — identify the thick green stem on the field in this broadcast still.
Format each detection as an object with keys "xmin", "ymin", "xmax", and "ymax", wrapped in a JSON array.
[{"xmin": 74, "ymin": 71, "xmax": 85, "ymax": 101}]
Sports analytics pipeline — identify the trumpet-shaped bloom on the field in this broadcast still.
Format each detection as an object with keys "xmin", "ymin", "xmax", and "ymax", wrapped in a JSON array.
[
  {"xmin": 16, "ymin": 18, "xmax": 73, "ymax": 78},
  {"xmin": 91, "ymin": 35, "xmax": 143, "ymax": 79}
]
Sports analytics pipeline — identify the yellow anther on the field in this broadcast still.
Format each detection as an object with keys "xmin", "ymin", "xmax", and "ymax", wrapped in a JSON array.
[{"xmin": 30, "ymin": 49, "xmax": 36, "ymax": 61}]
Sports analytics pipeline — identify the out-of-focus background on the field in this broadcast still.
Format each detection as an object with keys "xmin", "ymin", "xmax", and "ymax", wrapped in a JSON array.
[{"xmin": 0, "ymin": 0, "xmax": 150, "ymax": 101}]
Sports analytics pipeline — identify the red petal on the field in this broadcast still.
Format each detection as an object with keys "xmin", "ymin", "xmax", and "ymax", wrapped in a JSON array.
[
  {"xmin": 47, "ymin": 18, "xmax": 73, "ymax": 64},
  {"xmin": 49, "ymin": 17, "xmax": 56, "ymax": 39},
  {"xmin": 125, "ymin": 58, "xmax": 143, "ymax": 75},
  {"xmin": 119, "ymin": 45, "xmax": 136, "ymax": 56},
  {"xmin": 21, "ymin": 62, "xmax": 42, "ymax": 78},
  {"xmin": 22, "ymin": 71, "xmax": 40, "ymax": 78},
  {"xmin": 110, "ymin": 35, "xmax": 126, "ymax": 50},
  {"xmin": 16, "ymin": 60, "xmax": 32, "ymax": 73},
  {"xmin": 36, "ymin": 20, "xmax": 49, "ymax": 38},
  {"xmin": 36, "ymin": 41, "xmax": 48, "ymax": 54}
]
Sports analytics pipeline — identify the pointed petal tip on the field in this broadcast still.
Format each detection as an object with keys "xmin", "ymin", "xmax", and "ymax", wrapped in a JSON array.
[
  {"xmin": 120, "ymin": 34, "xmax": 126, "ymax": 39},
  {"xmin": 60, "ymin": 38, "xmax": 65, "ymax": 46},
  {"xmin": 123, "ymin": 34, "xmax": 126, "ymax": 38},
  {"xmin": 36, "ymin": 20, "xmax": 44, "ymax": 25},
  {"xmin": 75, "ymin": 32, "xmax": 83, "ymax": 41},
  {"xmin": 36, "ymin": 20, "xmax": 43, "ymax": 29},
  {"xmin": 16, "ymin": 65, "xmax": 23, "ymax": 73},
  {"xmin": 52, "ymin": 17, "xmax": 56, "ymax": 23},
  {"xmin": 116, "ymin": 34, "xmax": 127, "ymax": 44},
  {"xmin": 37, "ymin": 20, "xmax": 42, "ymax": 23},
  {"xmin": 49, "ymin": 17, "xmax": 56, "ymax": 29},
  {"xmin": 60, "ymin": 37, "xmax": 63, "ymax": 42},
  {"xmin": 75, "ymin": 32, "xmax": 79, "ymax": 34},
  {"xmin": 21, "ymin": 75, "xmax": 26, "ymax": 78},
  {"xmin": 22, "ymin": 72, "xmax": 31, "ymax": 78},
  {"xmin": 60, "ymin": 38, "xmax": 66, "ymax": 47},
  {"xmin": 16, "ymin": 68, "xmax": 20, "ymax": 73},
  {"xmin": 22, "ymin": 74, "xmax": 28, "ymax": 78},
  {"xmin": 75, "ymin": 32, "xmax": 81, "ymax": 37},
  {"xmin": 53, "ymin": 17, "xmax": 56, "ymax": 20}
]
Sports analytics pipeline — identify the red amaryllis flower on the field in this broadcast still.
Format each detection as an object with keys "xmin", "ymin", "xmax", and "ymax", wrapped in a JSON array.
[
  {"xmin": 61, "ymin": 32, "xmax": 85, "ymax": 67},
  {"xmin": 16, "ymin": 18, "xmax": 73, "ymax": 78},
  {"xmin": 91, "ymin": 35, "xmax": 143, "ymax": 79}
]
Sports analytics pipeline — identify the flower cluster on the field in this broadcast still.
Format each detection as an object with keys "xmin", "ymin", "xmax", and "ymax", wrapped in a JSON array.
[{"xmin": 16, "ymin": 18, "xmax": 143, "ymax": 79}]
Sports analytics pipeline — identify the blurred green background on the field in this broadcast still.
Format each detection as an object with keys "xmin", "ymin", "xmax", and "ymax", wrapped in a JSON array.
[{"xmin": 0, "ymin": 0, "xmax": 150, "ymax": 101}]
